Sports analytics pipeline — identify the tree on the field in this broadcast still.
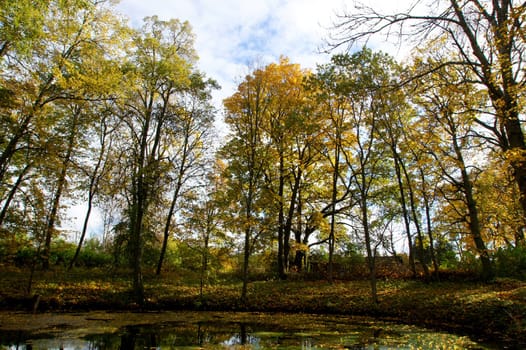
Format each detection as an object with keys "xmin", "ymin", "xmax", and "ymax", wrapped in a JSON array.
[
  {"xmin": 477, "ymin": 155, "xmax": 526, "ymax": 246},
  {"xmin": 255, "ymin": 58, "xmax": 315, "ymax": 278},
  {"xmin": 179, "ymin": 163, "xmax": 228, "ymax": 299},
  {"xmin": 0, "ymin": 0, "xmax": 125, "ymax": 268},
  {"xmin": 41, "ymin": 105, "xmax": 82, "ymax": 269},
  {"xmin": 331, "ymin": 0, "xmax": 526, "ymax": 220},
  {"xmin": 329, "ymin": 49, "xmax": 395, "ymax": 302},
  {"xmin": 375, "ymin": 87, "xmax": 424, "ymax": 277},
  {"xmin": 222, "ymin": 63, "xmax": 272, "ymax": 303},
  {"xmin": 119, "ymin": 16, "xmax": 199, "ymax": 305},
  {"xmin": 0, "ymin": 0, "xmax": 121, "ymax": 186},
  {"xmin": 0, "ymin": 0, "xmax": 46, "ymax": 58},
  {"xmin": 410, "ymin": 60, "xmax": 495, "ymax": 280},
  {"xmin": 156, "ymin": 73, "xmax": 217, "ymax": 275},
  {"xmin": 306, "ymin": 59, "xmax": 357, "ymax": 281},
  {"xmin": 69, "ymin": 105, "xmax": 118, "ymax": 270},
  {"xmin": 400, "ymin": 125, "xmax": 442, "ymax": 277}
]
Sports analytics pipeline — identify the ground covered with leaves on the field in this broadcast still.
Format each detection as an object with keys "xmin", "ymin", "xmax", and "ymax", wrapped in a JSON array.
[{"xmin": 0, "ymin": 268, "xmax": 524, "ymax": 347}]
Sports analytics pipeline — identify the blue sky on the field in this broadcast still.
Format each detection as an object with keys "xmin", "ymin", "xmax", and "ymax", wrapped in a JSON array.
[{"xmin": 114, "ymin": 0, "xmax": 413, "ymax": 105}]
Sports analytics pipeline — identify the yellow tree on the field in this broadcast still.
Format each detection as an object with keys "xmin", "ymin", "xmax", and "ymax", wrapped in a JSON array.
[
  {"xmin": 222, "ymin": 63, "xmax": 270, "ymax": 302},
  {"xmin": 331, "ymin": 0, "xmax": 526, "ymax": 221},
  {"xmin": 119, "ymin": 16, "xmax": 199, "ymax": 305},
  {"xmin": 0, "ymin": 0, "xmax": 126, "ymax": 269},
  {"xmin": 477, "ymin": 155, "xmax": 525, "ymax": 247},
  {"xmin": 257, "ymin": 58, "xmax": 317, "ymax": 278},
  {"xmin": 410, "ymin": 58, "xmax": 495, "ymax": 280}
]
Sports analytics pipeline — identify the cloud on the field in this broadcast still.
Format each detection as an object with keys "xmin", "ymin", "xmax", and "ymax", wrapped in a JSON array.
[
  {"xmin": 114, "ymin": 0, "xmax": 414, "ymax": 108},
  {"xmin": 116, "ymin": 1, "xmax": 340, "ymax": 97}
]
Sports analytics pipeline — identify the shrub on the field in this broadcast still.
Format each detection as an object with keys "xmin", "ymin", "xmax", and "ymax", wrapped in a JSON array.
[{"xmin": 494, "ymin": 245, "xmax": 526, "ymax": 280}]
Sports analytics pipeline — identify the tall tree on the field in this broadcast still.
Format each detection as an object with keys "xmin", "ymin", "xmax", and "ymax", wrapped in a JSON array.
[
  {"xmin": 69, "ymin": 105, "xmax": 118, "ymax": 270},
  {"xmin": 41, "ymin": 105, "xmax": 82, "ymax": 269},
  {"xmin": 0, "ymin": 0, "xmax": 125, "ymax": 267},
  {"xmin": 156, "ymin": 73, "xmax": 217, "ymax": 275},
  {"xmin": 256, "ymin": 58, "xmax": 313, "ymax": 278},
  {"xmin": 331, "ymin": 0, "xmax": 526, "ymax": 219},
  {"xmin": 306, "ymin": 60, "xmax": 358, "ymax": 282},
  {"xmin": 222, "ymin": 64, "xmax": 270, "ymax": 303},
  {"xmin": 330, "ymin": 49, "xmax": 394, "ymax": 302},
  {"xmin": 410, "ymin": 60, "xmax": 494, "ymax": 280},
  {"xmin": 120, "ymin": 16, "xmax": 198, "ymax": 305},
  {"xmin": 0, "ymin": 0, "xmax": 121, "ymax": 186}
]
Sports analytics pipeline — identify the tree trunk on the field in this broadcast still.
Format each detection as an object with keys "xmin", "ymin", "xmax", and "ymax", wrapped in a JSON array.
[
  {"xmin": 130, "ymin": 186, "xmax": 146, "ymax": 306},
  {"xmin": 328, "ymin": 144, "xmax": 340, "ymax": 283},
  {"xmin": 157, "ymin": 133, "xmax": 189, "ymax": 275},
  {"xmin": 199, "ymin": 230, "xmax": 210, "ymax": 301},
  {"xmin": 241, "ymin": 225, "xmax": 250, "ymax": 305},
  {"xmin": 156, "ymin": 188, "xmax": 177, "ymax": 276},
  {"xmin": 283, "ymin": 168, "xmax": 301, "ymax": 273},
  {"xmin": 69, "ymin": 124, "xmax": 108, "ymax": 270},
  {"xmin": 360, "ymin": 195, "xmax": 378, "ymax": 304},
  {"xmin": 277, "ymin": 153, "xmax": 286, "ymax": 279},
  {"xmin": 419, "ymin": 168, "xmax": 440, "ymax": 278},
  {"xmin": 68, "ymin": 191, "xmax": 94, "ymax": 270},
  {"xmin": 0, "ymin": 115, "xmax": 33, "ymax": 185},
  {"xmin": 392, "ymin": 151, "xmax": 417, "ymax": 277},
  {"xmin": 241, "ymin": 174, "xmax": 255, "ymax": 305},
  {"xmin": 0, "ymin": 162, "xmax": 31, "ymax": 227},
  {"xmin": 42, "ymin": 112, "xmax": 78, "ymax": 269},
  {"xmin": 156, "ymin": 177, "xmax": 181, "ymax": 275},
  {"xmin": 398, "ymin": 156, "xmax": 430, "ymax": 279},
  {"xmin": 453, "ymin": 132, "xmax": 494, "ymax": 281},
  {"xmin": 129, "ymin": 110, "xmax": 153, "ymax": 307}
]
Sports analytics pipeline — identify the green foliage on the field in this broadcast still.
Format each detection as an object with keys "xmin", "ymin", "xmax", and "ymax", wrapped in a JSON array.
[
  {"xmin": 456, "ymin": 251, "xmax": 483, "ymax": 276},
  {"xmin": 13, "ymin": 245, "xmax": 36, "ymax": 267},
  {"xmin": 494, "ymin": 245, "xmax": 526, "ymax": 279},
  {"xmin": 75, "ymin": 239, "xmax": 112, "ymax": 268}
]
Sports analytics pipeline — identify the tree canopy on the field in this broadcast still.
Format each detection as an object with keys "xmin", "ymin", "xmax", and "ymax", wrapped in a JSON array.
[{"xmin": 0, "ymin": 0, "xmax": 524, "ymax": 306}]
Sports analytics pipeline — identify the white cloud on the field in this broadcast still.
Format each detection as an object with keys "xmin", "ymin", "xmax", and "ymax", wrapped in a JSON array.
[
  {"xmin": 115, "ymin": 1, "xmax": 345, "ymax": 100},
  {"xmin": 114, "ymin": 0, "xmax": 417, "ymax": 111}
]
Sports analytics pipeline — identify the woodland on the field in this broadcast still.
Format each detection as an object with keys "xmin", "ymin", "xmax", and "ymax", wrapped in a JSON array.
[{"xmin": 0, "ymin": 0, "xmax": 525, "ymax": 343}]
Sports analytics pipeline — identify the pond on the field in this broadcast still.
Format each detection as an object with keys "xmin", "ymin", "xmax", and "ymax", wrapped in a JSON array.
[{"xmin": 0, "ymin": 311, "xmax": 497, "ymax": 349}]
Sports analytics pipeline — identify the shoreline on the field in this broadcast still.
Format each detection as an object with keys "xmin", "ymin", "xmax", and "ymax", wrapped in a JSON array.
[{"xmin": 0, "ymin": 273, "xmax": 524, "ymax": 347}]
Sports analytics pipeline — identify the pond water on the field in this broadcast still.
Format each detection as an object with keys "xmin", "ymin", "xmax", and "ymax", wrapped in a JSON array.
[{"xmin": 0, "ymin": 312, "xmax": 496, "ymax": 350}]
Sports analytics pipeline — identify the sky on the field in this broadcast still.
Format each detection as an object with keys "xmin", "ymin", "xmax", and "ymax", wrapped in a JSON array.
[{"xmin": 114, "ymin": 0, "xmax": 413, "ymax": 106}]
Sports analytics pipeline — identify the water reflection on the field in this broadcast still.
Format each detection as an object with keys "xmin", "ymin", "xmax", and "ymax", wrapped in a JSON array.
[{"xmin": 0, "ymin": 316, "xmax": 494, "ymax": 350}]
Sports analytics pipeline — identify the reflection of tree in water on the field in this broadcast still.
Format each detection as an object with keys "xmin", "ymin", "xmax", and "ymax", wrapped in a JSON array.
[
  {"xmin": 119, "ymin": 327, "xmax": 136, "ymax": 349},
  {"xmin": 221, "ymin": 323, "xmax": 261, "ymax": 347},
  {"xmin": 0, "ymin": 316, "xmax": 491, "ymax": 349},
  {"xmin": 84, "ymin": 332, "xmax": 122, "ymax": 349},
  {"xmin": 118, "ymin": 325, "xmax": 159, "ymax": 350},
  {"xmin": 196, "ymin": 322, "xmax": 212, "ymax": 345}
]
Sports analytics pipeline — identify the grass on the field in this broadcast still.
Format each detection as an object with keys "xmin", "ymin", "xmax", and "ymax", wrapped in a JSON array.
[{"xmin": 0, "ymin": 266, "xmax": 524, "ymax": 347}]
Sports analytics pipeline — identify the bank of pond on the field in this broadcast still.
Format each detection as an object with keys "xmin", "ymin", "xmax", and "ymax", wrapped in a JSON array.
[{"xmin": 0, "ymin": 268, "xmax": 524, "ymax": 348}]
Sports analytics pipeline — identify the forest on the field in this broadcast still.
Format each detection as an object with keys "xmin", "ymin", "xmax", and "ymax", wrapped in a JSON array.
[{"xmin": 0, "ymin": 0, "xmax": 525, "ymax": 331}]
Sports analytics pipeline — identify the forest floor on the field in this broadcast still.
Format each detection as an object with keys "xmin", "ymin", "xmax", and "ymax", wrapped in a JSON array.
[{"xmin": 0, "ymin": 267, "xmax": 525, "ymax": 347}]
